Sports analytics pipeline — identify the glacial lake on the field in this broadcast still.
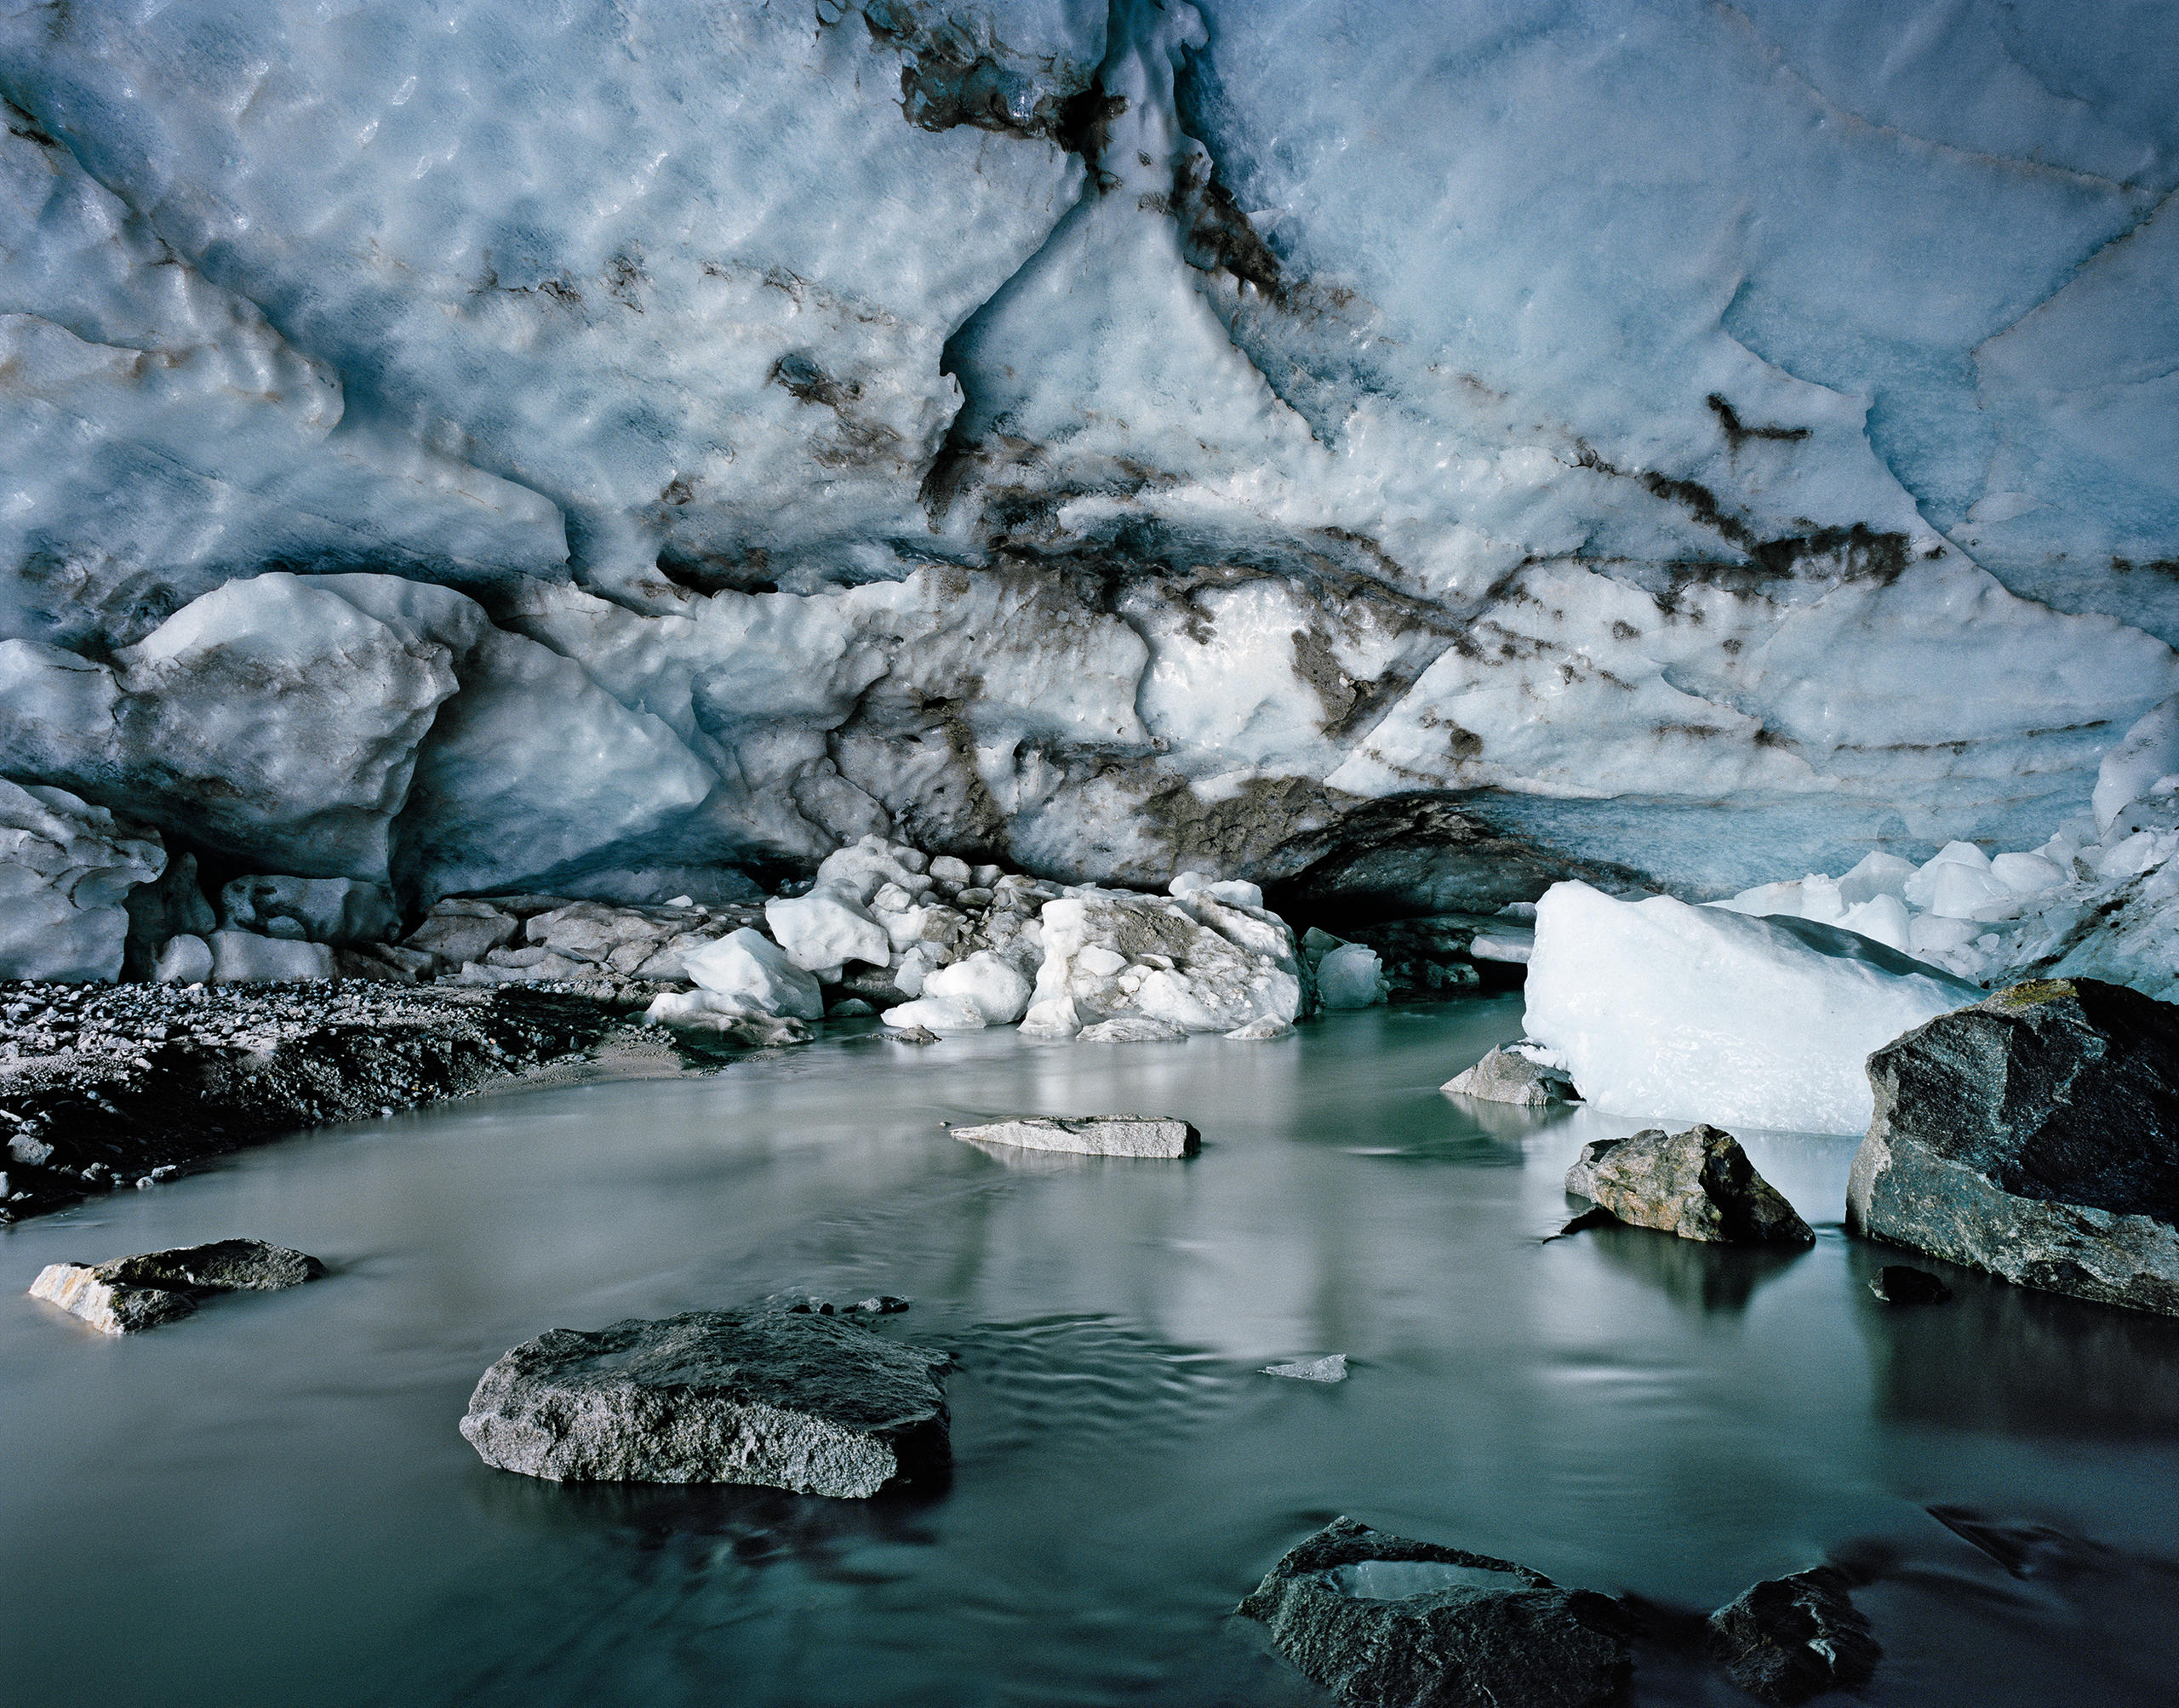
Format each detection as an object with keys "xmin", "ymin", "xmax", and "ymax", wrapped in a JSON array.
[{"xmin": 4, "ymin": 998, "xmax": 2176, "ymax": 1706}]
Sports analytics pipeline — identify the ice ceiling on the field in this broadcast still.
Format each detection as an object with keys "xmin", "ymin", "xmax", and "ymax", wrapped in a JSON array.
[{"xmin": 0, "ymin": 0, "xmax": 2173, "ymax": 907}]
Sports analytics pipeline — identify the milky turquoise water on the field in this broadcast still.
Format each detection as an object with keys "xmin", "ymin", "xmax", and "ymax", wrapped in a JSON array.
[{"xmin": 3, "ymin": 999, "xmax": 2175, "ymax": 1706}]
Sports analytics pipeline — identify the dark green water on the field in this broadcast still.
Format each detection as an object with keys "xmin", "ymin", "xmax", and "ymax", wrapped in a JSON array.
[{"xmin": 3, "ymin": 999, "xmax": 2176, "ymax": 1705}]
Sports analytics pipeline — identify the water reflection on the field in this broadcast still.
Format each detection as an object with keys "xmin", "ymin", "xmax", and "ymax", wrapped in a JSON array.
[
  {"xmin": 1849, "ymin": 1248, "xmax": 2179, "ymax": 1439},
  {"xmin": 1572, "ymin": 1220, "xmax": 1813, "ymax": 1315}
]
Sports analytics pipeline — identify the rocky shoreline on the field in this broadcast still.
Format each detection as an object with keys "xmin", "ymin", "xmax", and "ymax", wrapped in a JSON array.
[{"xmin": 0, "ymin": 980, "xmax": 689, "ymax": 1225}]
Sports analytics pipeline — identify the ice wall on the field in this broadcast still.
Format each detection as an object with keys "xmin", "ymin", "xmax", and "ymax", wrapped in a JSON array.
[{"xmin": 0, "ymin": 1, "xmax": 2172, "ymax": 906}]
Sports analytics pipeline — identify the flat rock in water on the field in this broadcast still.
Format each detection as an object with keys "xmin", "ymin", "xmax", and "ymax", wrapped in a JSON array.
[
  {"xmin": 27, "ymin": 1237, "xmax": 325, "ymax": 1334},
  {"xmin": 949, "ymin": 1115, "xmax": 1200, "ymax": 1158},
  {"xmin": 1706, "ymin": 1565, "xmax": 1880, "ymax": 1705},
  {"xmin": 1568, "ymin": 1126, "xmax": 1814, "ymax": 1246},
  {"xmin": 1847, "ymin": 978, "xmax": 2179, "ymax": 1315},
  {"xmin": 1867, "ymin": 1265, "xmax": 1952, "ymax": 1305},
  {"xmin": 1263, "ymin": 1354, "xmax": 1348, "ymax": 1382},
  {"xmin": 1444, "ymin": 1043, "xmax": 1578, "ymax": 1106},
  {"xmin": 1237, "ymin": 1516, "xmax": 1631, "ymax": 1708},
  {"xmin": 459, "ymin": 1306, "xmax": 950, "ymax": 1497}
]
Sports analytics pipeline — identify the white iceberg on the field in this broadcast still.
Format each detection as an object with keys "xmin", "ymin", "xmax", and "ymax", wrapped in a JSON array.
[
  {"xmin": 1316, "ymin": 942, "xmax": 1389, "ymax": 1010},
  {"xmin": 1524, "ymin": 880, "xmax": 1978, "ymax": 1134}
]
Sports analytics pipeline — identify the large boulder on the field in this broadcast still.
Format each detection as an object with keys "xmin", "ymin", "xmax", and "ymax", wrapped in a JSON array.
[
  {"xmin": 0, "ymin": 779, "xmax": 163, "ymax": 981},
  {"xmin": 459, "ymin": 1306, "xmax": 951, "ymax": 1496},
  {"xmin": 1524, "ymin": 880, "xmax": 1978, "ymax": 1134},
  {"xmin": 1847, "ymin": 979, "xmax": 2179, "ymax": 1315},
  {"xmin": 1236, "ymin": 1517, "xmax": 1632, "ymax": 1708},
  {"xmin": 29, "ymin": 1238, "xmax": 324, "ymax": 1334},
  {"xmin": 1706, "ymin": 1566, "xmax": 1880, "ymax": 1705},
  {"xmin": 1444, "ymin": 1043, "xmax": 1578, "ymax": 1107},
  {"xmin": 1020, "ymin": 886, "xmax": 1303, "ymax": 1038},
  {"xmin": 1566, "ymin": 1126, "xmax": 1815, "ymax": 1245}
]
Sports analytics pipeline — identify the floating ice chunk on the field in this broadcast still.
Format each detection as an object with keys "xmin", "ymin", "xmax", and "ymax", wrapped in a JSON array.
[
  {"xmin": 764, "ymin": 888, "xmax": 889, "ymax": 974},
  {"xmin": 880, "ymin": 993, "xmax": 987, "ymax": 1034},
  {"xmin": 1837, "ymin": 853, "xmax": 1919, "ymax": 907},
  {"xmin": 1468, "ymin": 930, "xmax": 1535, "ymax": 964},
  {"xmin": 1318, "ymin": 942, "xmax": 1390, "ymax": 1009},
  {"xmin": 1524, "ymin": 881, "xmax": 1977, "ymax": 1134},
  {"xmin": 2094, "ymin": 697, "xmax": 2179, "ymax": 833},
  {"xmin": 679, "ymin": 928, "xmax": 823, "ymax": 1020},
  {"xmin": 1989, "ymin": 852, "xmax": 2067, "ymax": 897},
  {"xmin": 1226, "ymin": 1014, "xmax": 1295, "ymax": 1040},
  {"xmin": 1263, "ymin": 1354, "xmax": 1347, "ymax": 1383},
  {"xmin": 921, "ymin": 950, "xmax": 1032, "ymax": 1025}
]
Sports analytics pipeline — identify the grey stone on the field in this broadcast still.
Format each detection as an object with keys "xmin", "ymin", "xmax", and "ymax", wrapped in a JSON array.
[
  {"xmin": 26, "ymin": 1237, "xmax": 322, "ymax": 1334},
  {"xmin": 1867, "ymin": 1265, "xmax": 1952, "ymax": 1305},
  {"xmin": 1706, "ymin": 1566, "xmax": 1880, "ymax": 1705},
  {"xmin": 459, "ymin": 1306, "xmax": 951, "ymax": 1496},
  {"xmin": 28, "ymin": 1263, "xmax": 199, "ymax": 1334},
  {"xmin": 1236, "ymin": 1516, "xmax": 1632, "ymax": 1708},
  {"xmin": 100, "ymin": 1238, "xmax": 327, "ymax": 1291},
  {"xmin": 950, "ymin": 1115, "xmax": 1200, "ymax": 1158},
  {"xmin": 1444, "ymin": 1043, "xmax": 1578, "ymax": 1106},
  {"xmin": 1568, "ymin": 1125, "xmax": 1815, "ymax": 1246},
  {"xmin": 1847, "ymin": 978, "xmax": 2179, "ymax": 1315}
]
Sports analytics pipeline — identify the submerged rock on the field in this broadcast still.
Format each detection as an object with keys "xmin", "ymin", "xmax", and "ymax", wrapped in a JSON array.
[
  {"xmin": 1078, "ymin": 1014, "xmax": 1189, "ymax": 1043},
  {"xmin": 28, "ymin": 1237, "xmax": 325, "ymax": 1334},
  {"xmin": 1706, "ymin": 1565, "xmax": 1880, "ymax": 1705},
  {"xmin": 949, "ymin": 1114, "xmax": 1200, "ymax": 1158},
  {"xmin": 459, "ymin": 1306, "xmax": 950, "ymax": 1496},
  {"xmin": 1445, "ymin": 1043, "xmax": 1578, "ymax": 1106},
  {"xmin": 1225, "ymin": 1014, "xmax": 1295, "ymax": 1041},
  {"xmin": 1847, "ymin": 979, "xmax": 2179, "ymax": 1315},
  {"xmin": 1567, "ymin": 1126, "xmax": 1815, "ymax": 1246},
  {"xmin": 1237, "ymin": 1516, "xmax": 1632, "ymax": 1708},
  {"xmin": 1867, "ymin": 1265, "xmax": 1953, "ymax": 1305}
]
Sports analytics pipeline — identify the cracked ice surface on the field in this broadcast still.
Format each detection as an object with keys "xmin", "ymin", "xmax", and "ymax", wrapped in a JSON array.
[{"xmin": 0, "ymin": 2, "xmax": 2171, "ymax": 909}]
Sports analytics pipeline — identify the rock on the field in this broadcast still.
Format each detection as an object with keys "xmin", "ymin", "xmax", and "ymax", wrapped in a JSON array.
[
  {"xmin": 1847, "ymin": 978, "xmax": 2179, "ymax": 1314},
  {"xmin": 458, "ymin": 1306, "xmax": 951, "ymax": 1496},
  {"xmin": 0, "ymin": 780, "xmax": 165, "ymax": 982},
  {"xmin": 1078, "ymin": 1014, "xmax": 1190, "ymax": 1043},
  {"xmin": 28, "ymin": 1237, "xmax": 324, "ymax": 1334},
  {"xmin": 1263, "ymin": 1353, "xmax": 1348, "ymax": 1381},
  {"xmin": 1563, "ymin": 1138, "xmax": 1621, "ymax": 1202},
  {"xmin": 1567, "ymin": 1125, "xmax": 1815, "ymax": 1246},
  {"xmin": 1318, "ymin": 940, "xmax": 1391, "ymax": 1008},
  {"xmin": 680, "ymin": 927, "xmax": 824, "ymax": 1020},
  {"xmin": 1706, "ymin": 1566, "xmax": 1880, "ymax": 1705},
  {"xmin": 1867, "ymin": 1265, "xmax": 1953, "ymax": 1305},
  {"xmin": 220, "ymin": 875, "xmax": 400, "ymax": 945},
  {"xmin": 209, "ymin": 929, "xmax": 335, "ymax": 983},
  {"xmin": 1226, "ymin": 1014, "xmax": 1295, "ymax": 1040},
  {"xmin": 1020, "ymin": 885, "xmax": 1303, "ymax": 1038},
  {"xmin": 100, "ymin": 1238, "xmax": 326, "ymax": 1290},
  {"xmin": 949, "ymin": 1114, "xmax": 1200, "ymax": 1157},
  {"xmin": 764, "ymin": 887, "xmax": 890, "ymax": 975},
  {"xmin": 1236, "ymin": 1516, "xmax": 1632, "ymax": 1708},
  {"xmin": 1444, "ymin": 1043, "xmax": 1578, "ymax": 1106},
  {"xmin": 885, "ymin": 1023, "xmax": 941, "ymax": 1044},
  {"xmin": 29, "ymin": 1263, "xmax": 201, "ymax": 1334}
]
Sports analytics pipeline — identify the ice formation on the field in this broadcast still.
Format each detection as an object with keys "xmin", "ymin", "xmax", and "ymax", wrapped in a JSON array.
[
  {"xmin": 0, "ymin": 3, "xmax": 2168, "ymax": 1014},
  {"xmin": 1524, "ymin": 881, "xmax": 1980, "ymax": 1134}
]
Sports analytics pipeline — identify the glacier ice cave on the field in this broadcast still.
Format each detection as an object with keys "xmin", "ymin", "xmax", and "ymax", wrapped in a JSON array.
[{"xmin": 6, "ymin": 6, "xmax": 2179, "ymax": 1705}]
